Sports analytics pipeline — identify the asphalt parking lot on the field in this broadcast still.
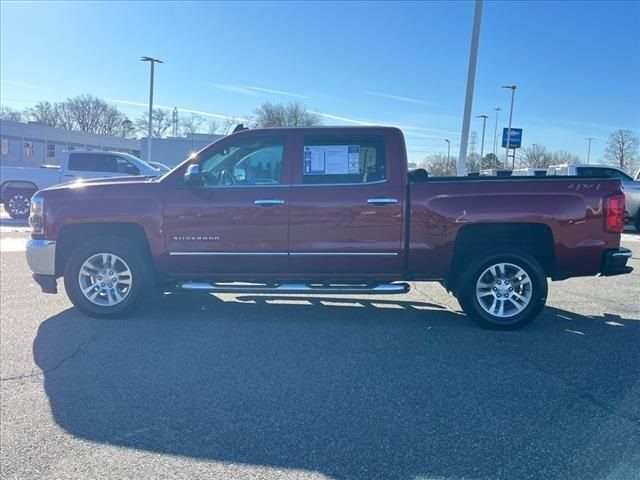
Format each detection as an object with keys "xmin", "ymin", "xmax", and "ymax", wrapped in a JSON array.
[{"xmin": 1, "ymin": 212, "xmax": 639, "ymax": 480}]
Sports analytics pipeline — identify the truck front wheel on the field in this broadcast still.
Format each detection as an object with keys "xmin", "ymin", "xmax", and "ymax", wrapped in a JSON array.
[
  {"xmin": 64, "ymin": 236, "xmax": 148, "ymax": 318},
  {"xmin": 4, "ymin": 189, "xmax": 35, "ymax": 219},
  {"xmin": 457, "ymin": 249, "xmax": 547, "ymax": 330}
]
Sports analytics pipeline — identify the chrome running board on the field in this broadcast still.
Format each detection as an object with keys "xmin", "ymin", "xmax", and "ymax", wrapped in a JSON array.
[{"xmin": 177, "ymin": 282, "xmax": 410, "ymax": 295}]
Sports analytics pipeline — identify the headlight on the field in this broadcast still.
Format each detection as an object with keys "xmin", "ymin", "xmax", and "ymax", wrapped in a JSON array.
[{"xmin": 29, "ymin": 196, "xmax": 44, "ymax": 234}]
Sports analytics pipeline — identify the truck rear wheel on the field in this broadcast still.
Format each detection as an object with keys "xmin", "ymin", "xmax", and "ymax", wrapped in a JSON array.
[
  {"xmin": 4, "ymin": 189, "xmax": 35, "ymax": 219},
  {"xmin": 64, "ymin": 236, "xmax": 148, "ymax": 318},
  {"xmin": 457, "ymin": 249, "xmax": 547, "ymax": 330}
]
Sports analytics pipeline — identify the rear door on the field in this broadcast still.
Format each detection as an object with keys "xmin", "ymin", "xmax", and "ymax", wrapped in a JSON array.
[
  {"xmin": 163, "ymin": 133, "xmax": 291, "ymax": 275},
  {"xmin": 288, "ymin": 129, "xmax": 405, "ymax": 275}
]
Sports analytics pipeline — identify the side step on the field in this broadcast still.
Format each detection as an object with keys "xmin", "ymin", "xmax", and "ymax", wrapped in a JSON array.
[{"xmin": 177, "ymin": 282, "xmax": 410, "ymax": 295}]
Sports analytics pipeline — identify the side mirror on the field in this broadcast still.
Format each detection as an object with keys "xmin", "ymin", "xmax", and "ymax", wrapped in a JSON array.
[{"xmin": 184, "ymin": 164, "xmax": 202, "ymax": 187}]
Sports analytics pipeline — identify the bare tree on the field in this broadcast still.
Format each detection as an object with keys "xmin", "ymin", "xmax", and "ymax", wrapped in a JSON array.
[
  {"xmin": 465, "ymin": 152, "xmax": 481, "ymax": 173},
  {"xmin": 219, "ymin": 117, "xmax": 246, "ymax": 135},
  {"xmin": 253, "ymin": 101, "xmax": 321, "ymax": 128},
  {"xmin": 25, "ymin": 101, "xmax": 60, "ymax": 127},
  {"xmin": 207, "ymin": 120, "xmax": 219, "ymax": 135},
  {"xmin": 605, "ymin": 129, "xmax": 639, "ymax": 172},
  {"xmin": 0, "ymin": 106, "xmax": 25, "ymax": 122},
  {"xmin": 424, "ymin": 153, "xmax": 456, "ymax": 176},
  {"xmin": 520, "ymin": 145, "xmax": 553, "ymax": 168},
  {"xmin": 136, "ymin": 108, "xmax": 172, "ymax": 138},
  {"xmin": 550, "ymin": 150, "xmax": 580, "ymax": 165},
  {"xmin": 178, "ymin": 114, "xmax": 205, "ymax": 136}
]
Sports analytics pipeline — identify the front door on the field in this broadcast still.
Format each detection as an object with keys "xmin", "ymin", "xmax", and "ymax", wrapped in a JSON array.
[{"xmin": 164, "ymin": 134, "xmax": 291, "ymax": 276}]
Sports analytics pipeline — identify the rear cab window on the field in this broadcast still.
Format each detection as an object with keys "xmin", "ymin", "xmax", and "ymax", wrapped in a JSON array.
[
  {"xmin": 300, "ymin": 133, "xmax": 386, "ymax": 185},
  {"xmin": 68, "ymin": 153, "xmax": 139, "ymax": 174}
]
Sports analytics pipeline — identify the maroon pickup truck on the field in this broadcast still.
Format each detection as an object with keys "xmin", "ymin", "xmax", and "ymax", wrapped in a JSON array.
[{"xmin": 26, "ymin": 126, "xmax": 632, "ymax": 329}]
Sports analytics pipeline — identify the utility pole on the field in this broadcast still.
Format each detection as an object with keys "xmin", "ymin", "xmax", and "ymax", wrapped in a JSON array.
[
  {"xmin": 457, "ymin": 0, "xmax": 483, "ymax": 176},
  {"xmin": 172, "ymin": 107, "xmax": 179, "ymax": 137},
  {"xmin": 445, "ymin": 138, "xmax": 451, "ymax": 169},
  {"xmin": 492, "ymin": 107, "xmax": 501, "ymax": 167},
  {"xmin": 477, "ymin": 114, "xmax": 488, "ymax": 161},
  {"xmin": 586, "ymin": 137, "xmax": 594, "ymax": 164},
  {"xmin": 502, "ymin": 85, "xmax": 517, "ymax": 169},
  {"xmin": 469, "ymin": 131, "xmax": 478, "ymax": 155},
  {"xmin": 141, "ymin": 56, "xmax": 164, "ymax": 162}
]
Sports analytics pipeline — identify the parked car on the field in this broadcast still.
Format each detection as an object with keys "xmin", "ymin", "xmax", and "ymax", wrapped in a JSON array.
[
  {"xmin": 25, "ymin": 127, "xmax": 632, "ymax": 330},
  {"xmin": 0, "ymin": 150, "xmax": 162, "ymax": 218},
  {"xmin": 146, "ymin": 161, "xmax": 171, "ymax": 173},
  {"xmin": 511, "ymin": 168, "xmax": 548, "ymax": 177},
  {"xmin": 547, "ymin": 164, "xmax": 640, "ymax": 231}
]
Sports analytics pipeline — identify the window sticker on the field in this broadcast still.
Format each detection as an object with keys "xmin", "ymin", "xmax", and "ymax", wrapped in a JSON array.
[{"xmin": 304, "ymin": 145, "xmax": 360, "ymax": 175}]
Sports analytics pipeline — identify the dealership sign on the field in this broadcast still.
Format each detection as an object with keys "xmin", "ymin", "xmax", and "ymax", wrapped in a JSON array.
[{"xmin": 502, "ymin": 128, "xmax": 523, "ymax": 149}]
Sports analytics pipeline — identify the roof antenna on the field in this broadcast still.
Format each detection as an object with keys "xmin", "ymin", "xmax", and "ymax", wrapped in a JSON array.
[{"xmin": 232, "ymin": 123, "xmax": 248, "ymax": 133}]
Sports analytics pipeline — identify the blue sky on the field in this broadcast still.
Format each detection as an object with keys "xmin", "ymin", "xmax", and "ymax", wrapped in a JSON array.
[{"xmin": 1, "ymin": 0, "xmax": 639, "ymax": 164}]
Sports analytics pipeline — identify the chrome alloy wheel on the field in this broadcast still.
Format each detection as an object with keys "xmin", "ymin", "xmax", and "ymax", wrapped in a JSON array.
[
  {"xmin": 475, "ymin": 262, "xmax": 533, "ymax": 319},
  {"xmin": 8, "ymin": 194, "xmax": 30, "ymax": 217},
  {"xmin": 78, "ymin": 253, "xmax": 133, "ymax": 306}
]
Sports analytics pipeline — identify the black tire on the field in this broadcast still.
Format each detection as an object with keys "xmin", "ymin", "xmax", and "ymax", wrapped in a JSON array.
[
  {"xmin": 457, "ymin": 249, "xmax": 548, "ymax": 330},
  {"xmin": 4, "ymin": 189, "xmax": 35, "ymax": 219},
  {"xmin": 64, "ymin": 236, "xmax": 149, "ymax": 318},
  {"xmin": 635, "ymin": 211, "xmax": 640, "ymax": 233}
]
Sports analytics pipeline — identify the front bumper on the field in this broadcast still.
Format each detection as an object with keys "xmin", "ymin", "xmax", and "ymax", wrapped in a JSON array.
[
  {"xmin": 601, "ymin": 247, "xmax": 633, "ymax": 276},
  {"xmin": 26, "ymin": 239, "xmax": 58, "ymax": 294}
]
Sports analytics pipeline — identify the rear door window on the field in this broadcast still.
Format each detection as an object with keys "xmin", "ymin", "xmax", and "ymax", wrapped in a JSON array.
[
  {"xmin": 301, "ymin": 134, "xmax": 386, "ymax": 185},
  {"xmin": 68, "ymin": 153, "xmax": 119, "ymax": 172}
]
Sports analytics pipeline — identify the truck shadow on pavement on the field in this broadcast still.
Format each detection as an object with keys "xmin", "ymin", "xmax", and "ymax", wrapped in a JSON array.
[{"xmin": 33, "ymin": 293, "xmax": 640, "ymax": 480}]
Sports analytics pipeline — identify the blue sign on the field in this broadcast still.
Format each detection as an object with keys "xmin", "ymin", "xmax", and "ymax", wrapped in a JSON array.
[{"xmin": 502, "ymin": 128, "xmax": 523, "ymax": 149}]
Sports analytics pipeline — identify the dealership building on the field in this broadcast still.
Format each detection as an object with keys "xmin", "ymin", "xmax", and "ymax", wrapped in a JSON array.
[
  {"xmin": 0, "ymin": 119, "xmax": 223, "ymax": 169},
  {"xmin": 0, "ymin": 119, "xmax": 141, "ymax": 168}
]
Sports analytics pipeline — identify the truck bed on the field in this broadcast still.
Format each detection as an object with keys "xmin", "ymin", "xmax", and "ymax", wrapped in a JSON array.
[{"xmin": 407, "ymin": 175, "xmax": 623, "ymax": 280}]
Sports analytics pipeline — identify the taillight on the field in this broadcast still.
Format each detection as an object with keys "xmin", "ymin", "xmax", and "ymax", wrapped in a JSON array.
[{"xmin": 605, "ymin": 193, "xmax": 625, "ymax": 233}]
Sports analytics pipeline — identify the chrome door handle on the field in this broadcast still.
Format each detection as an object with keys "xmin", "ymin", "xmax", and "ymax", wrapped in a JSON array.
[
  {"xmin": 254, "ymin": 199, "xmax": 285, "ymax": 206},
  {"xmin": 367, "ymin": 198, "xmax": 398, "ymax": 205},
  {"xmin": 64, "ymin": 174, "xmax": 76, "ymax": 178}
]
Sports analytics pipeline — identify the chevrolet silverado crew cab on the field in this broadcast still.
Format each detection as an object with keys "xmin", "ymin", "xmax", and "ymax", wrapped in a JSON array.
[
  {"xmin": 25, "ymin": 127, "xmax": 632, "ymax": 330},
  {"xmin": 1, "ymin": 150, "xmax": 163, "ymax": 218}
]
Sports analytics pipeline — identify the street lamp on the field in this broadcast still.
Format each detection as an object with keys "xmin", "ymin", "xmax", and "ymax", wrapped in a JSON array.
[
  {"xmin": 492, "ymin": 107, "xmax": 501, "ymax": 163},
  {"xmin": 141, "ymin": 56, "xmax": 164, "ymax": 162},
  {"xmin": 502, "ymin": 85, "xmax": 517, "ymax": 169},
  {"xmin": 457, "ymin": 0, "xmax": 484, "ymax": 176},
  {"xmin": 586, "ymin": 137, "xmax": 594, "ymax": 164},
  {"xmin": 445, "ymin": 138, "xmax": 451, "ymax": 167},
  {"xmin": 477, "ymin": 114, "xmax": 489, "ymax": 161}
]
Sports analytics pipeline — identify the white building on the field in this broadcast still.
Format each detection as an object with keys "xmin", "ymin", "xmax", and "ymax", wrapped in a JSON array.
[
  {"xmin": 0, "ymin": 119, "xmax": 225, "ymax": 170},
  {"xmin": 0, "ymin": 119, "xmax": 141, "ymax": 168},
  {"xmin": 140, "ymin": 133, "xmax": 224, "ymax": 167}
]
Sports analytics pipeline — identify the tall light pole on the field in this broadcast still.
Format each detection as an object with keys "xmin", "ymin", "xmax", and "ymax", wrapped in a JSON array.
[
  {"xmin": 141, "ymin": 56, "xmax": 164, "ymax": 162},
  {"xmin": 492, "ymin": 106, "xmax": 501, "ymax": 164},
  {"xmin": 502, "ymin": 85, "xmax": 517, "ymax": 169},
  {"xmin": 457, "ymin": 0, "xmax": 484, "ymax": 176},
  {"xmin": 445, "ymin": 138, "xmax": 451, "ymax": 168},
  {"xmin": 586, "ymin": 137, "xmax": 594, "ymax": 164},
  {"xmin": 477, "ymin": 114, "xmax": 488, "ymax": 161}
]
